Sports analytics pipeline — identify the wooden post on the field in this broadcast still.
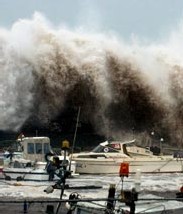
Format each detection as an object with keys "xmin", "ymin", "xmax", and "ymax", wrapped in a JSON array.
[{"xmin": 106, "ymin": 184, "xmax": 116, "ymax": 213}]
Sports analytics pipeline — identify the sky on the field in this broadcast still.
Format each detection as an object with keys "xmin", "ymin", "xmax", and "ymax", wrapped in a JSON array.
[{"xmin": 0, "ymin": 0, "xmax": 183, "ymax": 41}]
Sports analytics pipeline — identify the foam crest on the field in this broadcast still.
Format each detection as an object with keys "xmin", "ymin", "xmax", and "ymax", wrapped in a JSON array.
[{"xmin": 0, "ymin": 13, "xmax": 183, "ymax": 144}]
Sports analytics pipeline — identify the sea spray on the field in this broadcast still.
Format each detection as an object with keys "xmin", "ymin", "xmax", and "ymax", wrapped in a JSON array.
[{"xmin": 0, "ymin": 13, "xmax": 183, "ymax": 145}]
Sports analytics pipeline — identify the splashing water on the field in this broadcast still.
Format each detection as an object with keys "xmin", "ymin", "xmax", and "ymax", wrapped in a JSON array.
[{"xmin": 1, "ymin": 13, "xmax": 183, "ymax": 145}]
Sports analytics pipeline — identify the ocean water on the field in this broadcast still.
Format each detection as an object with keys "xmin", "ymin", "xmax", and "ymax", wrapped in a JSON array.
[{"xmin": 0, "ymin": 173, "xmax": 183, "ymax": 213}]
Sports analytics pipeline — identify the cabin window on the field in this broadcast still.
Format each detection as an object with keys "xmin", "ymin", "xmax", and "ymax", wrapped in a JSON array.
[
  {"xmin": 92, "ymin": 145, "xmax": 104, "ymax": 153},
  {"xmin": 44, "ymin": 143, "xmax": 50, "ymax": 154},
  {"xmin": 92, "ymin": 145, "xmax": 119, "ymax": 153},
  {"xmin": 27, "ymin": 143, "xmax": 34, "ymax": 154},
  {"xmin": 104, "ymin": 147, "xmax": 119, "ymax": 153},
  {"xmin": 36, "ymin": 143, "xmax": 42, "ymax": 154}
]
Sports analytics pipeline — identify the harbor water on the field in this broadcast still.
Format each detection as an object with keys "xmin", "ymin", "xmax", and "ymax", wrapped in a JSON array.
[{"xmin": 1, "ymin": 173, "xmax": 183, "ymax": 213}]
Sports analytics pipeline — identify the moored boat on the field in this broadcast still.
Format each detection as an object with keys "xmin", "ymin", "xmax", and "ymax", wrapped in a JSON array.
[
  {"xmin": 0, "ymin": 136, "xmax": 76, "ymax": 181},
  {"xmin": 71, "ymin": 139, "xmax": 183, "ymax": 174}
]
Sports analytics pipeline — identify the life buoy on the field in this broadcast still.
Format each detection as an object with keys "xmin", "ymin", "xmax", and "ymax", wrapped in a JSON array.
[{"xmin": 104, "ymin": 147, "xmax": 109, "ymax": 153}]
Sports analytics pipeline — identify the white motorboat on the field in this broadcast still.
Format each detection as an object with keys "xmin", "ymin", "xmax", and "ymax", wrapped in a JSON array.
[
  {"xmin": 71, "ymin": 139, "xmax": 183, "ymax": 174},
  {"xmin": 0, "ymin": 136, "xmax": 76, "ymax": 181}
]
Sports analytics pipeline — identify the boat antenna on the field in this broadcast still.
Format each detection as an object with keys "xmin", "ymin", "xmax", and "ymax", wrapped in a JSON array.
[{"xmin": 69, "ymin": 106, "xmax": 81, "ymax": 170}]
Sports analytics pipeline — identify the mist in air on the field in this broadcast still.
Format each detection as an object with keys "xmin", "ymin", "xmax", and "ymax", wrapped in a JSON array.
[{"xmin": 0, "ymin": 13, "xmax": 183, "ymax": 145}]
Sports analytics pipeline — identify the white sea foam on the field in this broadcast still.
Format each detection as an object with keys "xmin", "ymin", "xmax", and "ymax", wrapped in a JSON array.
[
  {"xmin": 2, "ymin": 13, "xmax": 183, "ymax": 144},
  {"xmin": 0, "ymin": 174, "xmax": 183, "ymax": 212}
]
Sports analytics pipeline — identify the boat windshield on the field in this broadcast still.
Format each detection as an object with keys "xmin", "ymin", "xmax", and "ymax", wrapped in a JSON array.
[
  {"xmin": 92, "ymin": 144, "xmax": 120, "ymax": 153},
  {"xmin": 27, "ymin": 142, "xmax": 51, "ymax": 155}
]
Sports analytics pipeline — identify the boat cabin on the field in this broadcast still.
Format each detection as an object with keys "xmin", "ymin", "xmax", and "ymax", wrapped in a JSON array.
[
  {"xmin": 92, "ymin": 140, "xmax": 153, "ymax": 157},
  {"xmin": 18, "ymin": 137, "xmax": 51, "ymax": 162},
  {"xmin": 92, "ymin": 141, "xmax": 123, "ymax": 153},
  {"xmin": 72, "ymin": 139, "xmax": 154, "ymax": 160}
]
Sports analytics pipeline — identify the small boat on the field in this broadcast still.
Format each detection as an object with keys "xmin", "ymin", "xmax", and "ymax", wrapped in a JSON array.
[
  {"xmin": 0, "ymin": 136, "xmax": 76, "ymax": 181},
  {"xmin": 71, "ymin": 139, "xmax": 183, "ymax": 174}
]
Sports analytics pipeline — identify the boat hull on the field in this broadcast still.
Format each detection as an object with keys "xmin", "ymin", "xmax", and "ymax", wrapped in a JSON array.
[
  {"xmin": 0, "ymin": 161, "xmax": 77, "ymax": 181},
  {"xmin": 74, "ymin": 157, "xmax": 183, "ymax": 174},
  {"xmin": 1, "ymin": 168, "xmax": 52, "ymax": 181}
]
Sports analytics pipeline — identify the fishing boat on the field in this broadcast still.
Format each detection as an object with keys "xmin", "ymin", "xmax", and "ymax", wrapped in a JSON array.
[
  {"xmin": 0, "ymin": 136, "xmax": 76, "ymax": 181},
  {"xmin": 71, "ymin": 139, "xmax": 183, "ymax": 174}
]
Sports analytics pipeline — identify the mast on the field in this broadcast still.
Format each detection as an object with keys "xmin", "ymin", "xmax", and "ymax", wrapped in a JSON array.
[{"xmin": 69, "ymin": 106, "xmax": 81, "ymax": 170}]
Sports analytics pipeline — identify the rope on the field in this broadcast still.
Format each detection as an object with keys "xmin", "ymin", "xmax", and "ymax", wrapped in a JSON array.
[{"xmin": 152, "ymin": 158, "xmax": 173, "ymax": 172}]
